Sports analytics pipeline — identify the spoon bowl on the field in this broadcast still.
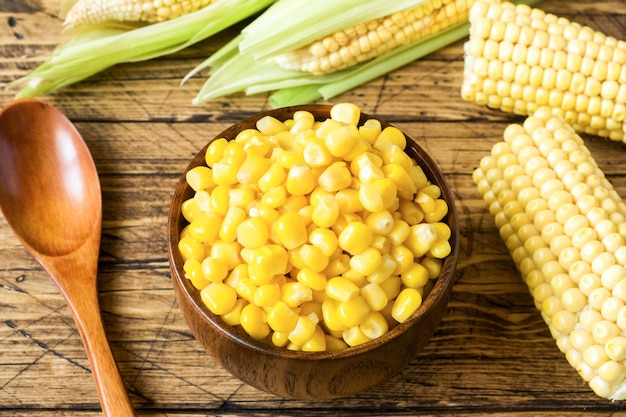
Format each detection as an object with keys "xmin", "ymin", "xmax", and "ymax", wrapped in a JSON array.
[{"xmin": 0, "ymin": 99, "xmax": 135, "ymax": 417}]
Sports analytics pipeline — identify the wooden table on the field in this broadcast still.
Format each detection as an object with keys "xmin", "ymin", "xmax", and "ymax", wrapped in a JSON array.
[{"xmin": 1, "ymin": 1, "xmax": 625, "ymax": 415}]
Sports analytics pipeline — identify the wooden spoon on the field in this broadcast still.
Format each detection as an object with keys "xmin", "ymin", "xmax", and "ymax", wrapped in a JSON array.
[{"xmin": 0, "ymin": 99, "xmax": 135, "ymax": 417}]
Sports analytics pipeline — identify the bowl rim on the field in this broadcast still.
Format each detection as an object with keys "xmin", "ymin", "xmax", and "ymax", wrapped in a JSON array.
[{"xmin": 167, "ymin": 104, "xmax": 459, "ymax": 360}]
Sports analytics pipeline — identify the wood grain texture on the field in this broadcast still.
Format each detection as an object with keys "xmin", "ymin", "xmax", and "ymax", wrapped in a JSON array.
[{"xmin": 0, "ymin": 0, "xmax": 626, "ymax": 415}]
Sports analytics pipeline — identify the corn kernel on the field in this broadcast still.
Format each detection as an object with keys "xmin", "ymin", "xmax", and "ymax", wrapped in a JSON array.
[
  {"xmin": 401, "ymin": 262, "xmax": 430, "ymax": 288},
  {"xmin": 237, "ymin": 153, "xmax": 272, "ymax": 185},
  {"xmin": 324, "ymin": 125, "xmax": 356, "ymax": 157},
  {"xmin": 318, "ymin": 162, "xmax": 352, "ymax": 192},
  {"xmin": 365, "ymin": 210, "xmax": 394, "ymax": 235},
  {"xmin": 201, "ymin": 282, "xmax": 238, "ymax": 315},
  {"xmin": 186, "ymin": 166, "xmax": 215, "ymax": 191},
  {"xmin": 338, "ymin": 222, "xmax": 372, "ymax": 254},
  {"xmin": 253, "ymin": 284, "xmax": 281, "ymax": 307},
  {"xmin": 323, "ymin": 253, "xmax": 351, "ymax": 277},
  {"xmin": 209, "ymin": 184, "xmax": 231, "ymax": 216},
  {"xmin": 210, "ymin": 240, "xmax": 242, "ymax": 271},
  {"xmin": 273, "ymin": 213, "xmax": 308, "ymax": 250},
  {"xmin": 388, "ymin": 219, "xmax": 410, "ymax": 245},
  {"xmin": 398, "ymin": 201, "xmax": 424, "ymax": 225},
  {"xmin": 205, "ymin": 138, "xmax": 228, "ymax": 167},
  {"xmin": 303, "ymin": 136, "xmax": 334, "ymax": 168},
  {"xmin": 337, "ymin": 296, "xmax": 370, "ymax": 328},
  {"xmin": 374, "ymin": 126, "xmax": 406, "ymax": 151},
  {"xmin": 188, "ymin": 212, "xmax": 222, "ymax": 243},
  {"xmin": 295, "ymin": 244, "xmax": 329, "ymax": 272},
  {"xmin": 286, "ymin": 164, "xmax": 316, "ymax": 195},
  {"xmin": 421, "ymin": 256, "xmax": 443, "ymax": 278},
  {"xmin": 330, "ymin": 102, "xmax": 361, "ymax": 126},
  {"xmin": 383, "ymin": 163, "xmax": 417, "ymax": 200},
  {"xmin": 360, "ymin": 311, "xmax": 389, "ymax": 340},
  {"xmin": 272, "ymin": 331, "xmax": 290, "ymax": 347},
  {"xmin": 178, "ymin": 236, "xmax": 206, "ymax": 262},
  {"xmin": 288, "ymin": 314, "xmax": 319, "ymax": 346},
  {"xmin": 229, "ymin": 186, "xmax": 255, "ymax": 209},
  {"xmin": 248, "ymin": 244, "xmax": 289, "ymax": 285},
  {"xmin": 311, "ymin": 193, "xmax": 340, "ymax": 228},
  {"xmin": 405, "ymin": 223, "xmax": 438, "ymax": 257},
  {"xmin": 257, "ymin": 115, "xmax": 288, "ymax": 135},
  {"xmin": 392, "ymin": 288, "xmax": 423, "ymax": 323},
  {"xmin": 359, "ymin": 119, "xmax": 382, "ymax": 144},
  {"xmin": 218, "ymin": 206, "xmax": 246, "ymax": 242},
  {"xmin": 366, "ymin": 253, "xmax": 398, "ymax": 284},
  {"xmin": 297, "ymin": 267, "xmax": 327, "ymax": 292},
  {"xmin": 325, "ymin": 276, "xmax": 360, "ymax": 303},
  {"xmin": 213, "ymin": 153, "xmax": 245, "ymax": 186},
  {"xmin": 276, "ymin": 149, "xmax": 306, "ymax": 168},
  {"xmin": 267, "ymin": 300, "xmax": 299, "ymax": 333},
  {"xmin": 424, "ymin": 199, "xmax": 449, "ymax": 223},
  {"xmin": 361, "ymin": 282, "xmax": 389, "ymax": 312},
  {"xmin": 281, "ymin": 281, "xmax": 313, "ymax": 308},
  {"xmin": 325, "ymin": 334, "xmax": 349, "ymax": 351},
  {"xmin": 221, "ymin": 299, "xmax": 247, "ymax": 327},
  {"xmin": 241, "ymin": 303, "xmax": 270, "ymax": 341},
  {"xmin": 342, "ymin": 326, "xmax": 372, "ymax": 347},
  {"xmin": 261, "ymin": 185, "xmax": 288, "ymax": 208},
  {"xmin": 308, "ymin": 228, "xmax": 338, "ymax": 258},
  {"xmin": 302, "ymin": 326, "xmax": 327, "ymax": 352},
  {"xmin": 322, "ymin": 298, "xmax": 348, "ymax": 332},
  {"xmin": 257, "ymin": 163, "xmax": 286, "ymax": 193},
  {"xmin": 390, "ymin": 244, "xmax": 414, "ymax": 275},
  {"xmin": 335, "ymin": 188, "xmax": 364, "ymax": 212},
  {"xmin": 200, "ymin": 256, "xmax": 229, "ymax": 283},
  {"xmin": 181, "ymin": 198, "xmax": 201, "ymax": 222},
  {"xmin": 184, "ymin": 259, "xmax": 210, "ymax": 290},
  {"xmin": 350, "ymin": 247, "xmax": 383, "ymax": 276},
  {"xmin": 236, "ymin": 217, "xmax": 268, "ymax": 249}
]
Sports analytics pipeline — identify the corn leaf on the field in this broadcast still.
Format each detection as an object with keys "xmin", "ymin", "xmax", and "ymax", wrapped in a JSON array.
[
  {"xmin": 191, "ymin": 0, "xmax": 544, "ymax": 107},
  {"xmin": 10, "ymin": 0, "xmax": 276, "ymax": 98}
]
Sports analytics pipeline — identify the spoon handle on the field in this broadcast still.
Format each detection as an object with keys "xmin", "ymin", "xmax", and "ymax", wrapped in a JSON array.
[
  {"xmin": 52, "ymin": 260, "xmax": 136, "ymax": 417},
  {"xmin": 65, "ymin": 283, "xmax": 136, "ymax": 417}
]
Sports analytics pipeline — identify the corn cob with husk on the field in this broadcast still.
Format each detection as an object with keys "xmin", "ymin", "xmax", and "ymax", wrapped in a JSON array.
[
  {"xmin": 188, "ymin": 0, "xmax": 541, "ymax": 107},
  {"xmin": 462, "ymin": 0, "xmax": 626, "ymax": 142},
  {"xmin": 474, "ymin": 107, "xmax": 626, "ymax": 400},
  {"xmin": 10, "ymin": 0, "xmax": 276, "ymax": 98},
  {"xmin": 60, "ymin": 0, "xmax": 217, "ymax": 33}
]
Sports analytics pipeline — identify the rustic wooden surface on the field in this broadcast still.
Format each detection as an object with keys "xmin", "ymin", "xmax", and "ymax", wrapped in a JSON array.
[{"xmin": 1, "ymin": 0, "xmax": 626, "ymax": 415}]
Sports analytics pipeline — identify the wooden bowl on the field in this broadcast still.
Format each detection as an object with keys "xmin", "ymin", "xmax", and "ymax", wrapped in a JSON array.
[{"xmin": 167, "ymin": 105, "xmax": 459, "ymax": 400}]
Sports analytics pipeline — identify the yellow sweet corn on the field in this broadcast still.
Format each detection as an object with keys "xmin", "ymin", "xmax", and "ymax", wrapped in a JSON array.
[
  {"xmin": 178, "ymin": 103, "xmax": 454, "ymax": 351},
  {"xmin": 462, "ymin": 0, "xmax": 626, "ymax": 142},
  {"xmin": 61, "ymin": 0, "xmax": 216, "ymax": 33},
  {"xmin": 273, "ymin": 0, "xmax": 472, "ymax": 75},
  {"xmin": 474, "ymin": 107, "xmax": 626, "ymax": 400}
]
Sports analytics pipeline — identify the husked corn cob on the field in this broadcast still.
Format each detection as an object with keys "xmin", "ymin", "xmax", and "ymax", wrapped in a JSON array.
[
  {"xmin": 274, "ymin": 0, "xmax": 473, "ymax": 75},
  {"xmin": 474, "ymin": 106, "xmax": 626, "ymax": 399},
  {"xmin": 62, "ymin": 0, "xmax": 215, "ymax": 32},
  {"xmin": 462, "ymin": 0, "xmax": 626, "ymax": 142}
]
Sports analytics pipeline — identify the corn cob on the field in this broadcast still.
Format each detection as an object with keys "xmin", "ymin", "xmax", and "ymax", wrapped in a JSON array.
[
  {"xmin": 273, "ymin": 0, "xmax": 473, "ymax": 75},
  {"xmin": 462, "ymin": 0, "xmax": 626, "ymax": 142},
  {"xmin": 474, "ymin": 106, "xmax": 626, "ymax": 400},
  {"xmin": 61, "ymin": 0, "xmax": 216, "ymax": 33}
]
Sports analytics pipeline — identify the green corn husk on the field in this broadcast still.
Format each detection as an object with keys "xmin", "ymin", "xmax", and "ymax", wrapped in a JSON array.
[
  {"xmin": 189, "ymin": 0, "xmax": 543, "ymax": 107},
  {"xmin": 9, "ymin": 0, "xmax": 276, "ymax": 98}
]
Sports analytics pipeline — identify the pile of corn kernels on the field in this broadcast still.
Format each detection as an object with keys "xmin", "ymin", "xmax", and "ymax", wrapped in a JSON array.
[{"xmin": 178, "ymin": 103, "xmax": 451, "ymax": 351}]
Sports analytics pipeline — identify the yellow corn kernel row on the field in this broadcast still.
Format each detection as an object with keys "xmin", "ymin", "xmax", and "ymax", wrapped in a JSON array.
[
  {"xmin": 473, "ymin": 106, "xmax": 626, "ymax": 400},
  {"xmin": 273, "ymin": 0, "xmax": 474, "ymax": 75},
  {"xmin": 178, "ymin": 102, "xmax": 453, "ymax": 352},
  {"xmin": 462, "ymin": 0, "xmax": 626, "ymax": 142},
  {"xmin": 61, "ymin": 0, "xmax": 215, "ymax": 33}
]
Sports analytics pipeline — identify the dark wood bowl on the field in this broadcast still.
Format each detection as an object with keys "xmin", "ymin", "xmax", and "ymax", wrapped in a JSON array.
[{"xmin": 167, "ymin": 105, "xmax": 459, "ymax": 400}]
